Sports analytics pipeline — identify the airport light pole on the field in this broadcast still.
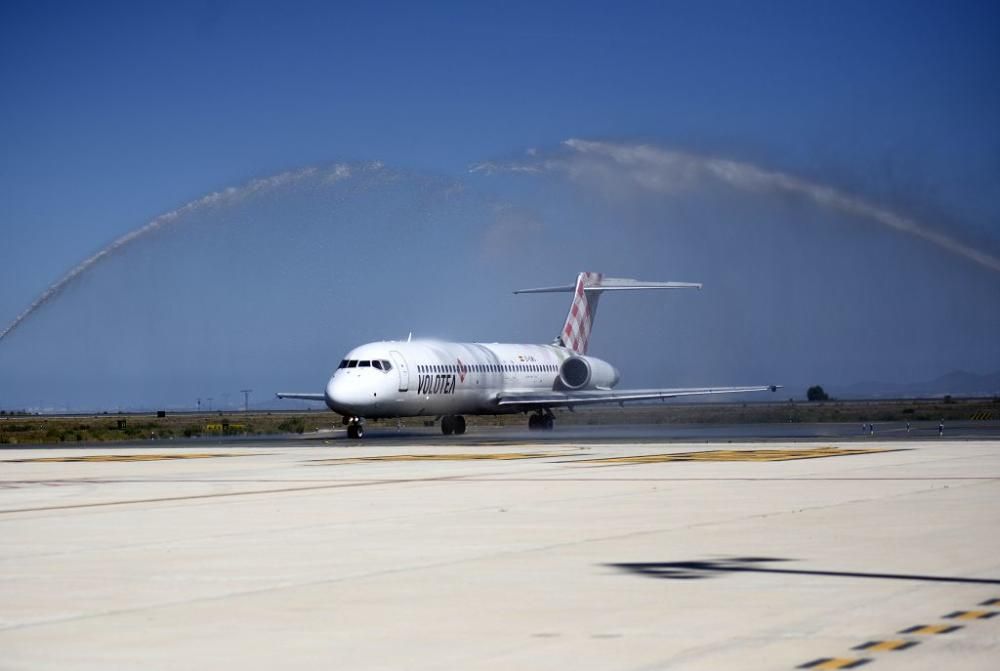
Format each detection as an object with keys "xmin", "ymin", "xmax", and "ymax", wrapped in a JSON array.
[{"xmin": 241, "ymin": 389, "xmax": 252, "ymax": 412}]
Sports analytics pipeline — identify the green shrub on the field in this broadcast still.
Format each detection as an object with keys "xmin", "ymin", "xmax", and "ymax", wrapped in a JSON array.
[{"xmin": 277, "ymin": 418, "xmax": 306, "ymax": 434}]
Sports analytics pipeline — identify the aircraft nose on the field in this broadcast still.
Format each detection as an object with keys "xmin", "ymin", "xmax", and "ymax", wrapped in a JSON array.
[
  {"xmin": 324, "ymin": 373, "xmax": 377, "ymax": 414},
  {"xmin": 324, "ymin": 376, "xmax": 340, "ymax": 412}
]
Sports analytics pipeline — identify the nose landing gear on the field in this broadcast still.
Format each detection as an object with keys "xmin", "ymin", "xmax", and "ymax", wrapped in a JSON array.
[
  {"xmin": 528, "ymin": 411, "xmax": 554, "ymax": 431},
  {"xmin": 344, "ymin": 417, "xmax": 365, "ymax": 439},
  {"xmin": 441, "ymin": 415, "xmax": 466, "ymax": 435}
]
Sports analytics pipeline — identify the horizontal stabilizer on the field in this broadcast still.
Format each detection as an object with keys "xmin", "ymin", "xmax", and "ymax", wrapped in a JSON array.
[
  {"xmin": 514, "ymin": 278, "xmax": 701, "ymax": 294},
  {"xmin": 518, "ymin": 272, "xmax": 702, "ymax": 354}
]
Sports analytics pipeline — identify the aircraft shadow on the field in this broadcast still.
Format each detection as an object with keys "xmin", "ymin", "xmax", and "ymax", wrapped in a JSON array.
[{"xmin": 607, "ymin": 557, "xmax": 1000, "ymax": 585}]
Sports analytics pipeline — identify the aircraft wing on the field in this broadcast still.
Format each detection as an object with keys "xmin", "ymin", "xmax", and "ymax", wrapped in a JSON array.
[
  {"xmin": 275, "ymin": 392, "xmax": 326, "ymax": 402},
  {"xmin": 496, "ymin": 385, "xmax": 780, "ymax": 409}
]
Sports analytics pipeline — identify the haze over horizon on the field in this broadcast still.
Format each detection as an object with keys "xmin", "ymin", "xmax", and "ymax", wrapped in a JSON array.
[{"xmin": 1, "ymin": 1, "xmax": 998, "ymax": 411}]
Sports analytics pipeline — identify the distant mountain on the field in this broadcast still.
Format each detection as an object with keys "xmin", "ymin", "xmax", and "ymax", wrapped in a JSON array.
[{"xmin": 834, "ymin": 370, "xmax": 1000, "ymax": 399}]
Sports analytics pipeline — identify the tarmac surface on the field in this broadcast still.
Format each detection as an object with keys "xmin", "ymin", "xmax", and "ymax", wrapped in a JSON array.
[{"xmin": 2, "ymin": 426, "xmax": 999, "ymax": 670}]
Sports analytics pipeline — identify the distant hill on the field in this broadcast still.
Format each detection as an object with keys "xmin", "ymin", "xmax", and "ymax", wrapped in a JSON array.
[{"xmin": 834, "ymin": 370, "xmax": 1000, "ymax": 398}]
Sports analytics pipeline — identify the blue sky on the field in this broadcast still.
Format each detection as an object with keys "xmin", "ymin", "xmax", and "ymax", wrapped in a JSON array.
[{"xmin": 1, "ymin": 1, "xmax": 998, "ymax": 409}]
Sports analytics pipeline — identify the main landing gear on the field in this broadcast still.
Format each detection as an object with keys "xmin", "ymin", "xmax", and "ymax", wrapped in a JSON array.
[
  {"xmin": 343, "ymin": 416, "xmax": 365, "ymax": 439},
  {"xmin": 441, "ymin": 415, "xmax": 466, "ymax": 435},
  {"xmin": 528, "ymin": 411, "xmax": 554, "ymax": 431}
]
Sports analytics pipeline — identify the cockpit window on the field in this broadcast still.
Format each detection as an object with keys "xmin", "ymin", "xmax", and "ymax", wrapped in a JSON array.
[
  {"xmin": 338, "ymin": 360, "xmax": 348, "ymax": 369},
  {"xmin": 372, "ymin": 360, "xmax": 382, "ymax": 370},
  {"xmin": 382, "ymin": 360, "xmax": 393, "ymax": 371},
  {"xmin": 359, "ymin": 360, "xmax": 371, "ymax": 367},
  {"xmin": 347, "ymin": 360, "xmax": 358, "ymax": 368}
]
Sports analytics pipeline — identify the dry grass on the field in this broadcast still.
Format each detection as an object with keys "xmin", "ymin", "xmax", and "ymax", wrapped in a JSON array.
[{"xmin": 1, "ymin": 396, "xmax": 996, "ymax": 445}]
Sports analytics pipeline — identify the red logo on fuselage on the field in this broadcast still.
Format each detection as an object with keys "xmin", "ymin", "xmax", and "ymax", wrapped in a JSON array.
[{"xmin": 456, "ymin": 358, "xmax": 467, "ymax": 383}]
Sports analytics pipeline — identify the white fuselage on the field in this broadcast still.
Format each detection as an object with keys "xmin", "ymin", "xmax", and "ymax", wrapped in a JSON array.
[{"xmin": 324, "ymin": 339, "xmax": 618, "ymax": 419}]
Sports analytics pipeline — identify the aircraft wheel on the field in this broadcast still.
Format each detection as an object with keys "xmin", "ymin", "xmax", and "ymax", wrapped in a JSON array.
[
  {"xmin": 441, "ymin": 415, "xmax": 455, "ymax": 435},
  {"xmin": 347, "ymin": 423, "xmax": 364, "ymax": 439},
  {"xmin": 454, "ymin": 415, "xmax": 466, "ymax": 435},
  {"xmin": 543, "ymin": 416, "xmax": 554, "ymax": 430},
  {"xmin": 528, "ymin": 415, "xmax": 539, "ymax": 430}
]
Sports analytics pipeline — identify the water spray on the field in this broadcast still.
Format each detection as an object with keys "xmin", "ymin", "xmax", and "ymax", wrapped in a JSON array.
[
  {"xmin": 471, "ymin": 139, "xmax": 1000, "ymax": 275},
  {"xmin": 0, "ymin": 163, "xmax": 358, "ymax": 343}
]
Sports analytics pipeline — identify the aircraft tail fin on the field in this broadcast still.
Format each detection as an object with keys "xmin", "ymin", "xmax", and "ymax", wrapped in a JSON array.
[{"xmin": 514, "ymin": 272, "xmax": 702, "ymax": 355}]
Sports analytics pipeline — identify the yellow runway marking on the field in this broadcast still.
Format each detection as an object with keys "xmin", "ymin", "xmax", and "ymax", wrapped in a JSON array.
[
  {"xmin": 803, "ymin": 596, "xmax": 1000, "ymax": 669},
  {"xmin": 944, "ymin": 609, "xmax": 997, "ymax": 620},
  {"xmin": 853, "ymin": 639, "xmax": 918, "ymax": 652},
  {"xmin": 898, "ymin": 624, "xmax": 962, "ymax": 635},
  {"xmin": 575, "ymin": 447, "xmax": 892, "ymax": 465},
  {"xmin": 797, "ymin": 658, "xmax": 870, "ymax": 669},
  {"xmin": 6, "ymin": 453, "xmax": 250, "ymax": 463},
  {"xmin": 313, "ymin": 452, "xmax": 558, "ymax": 464}
]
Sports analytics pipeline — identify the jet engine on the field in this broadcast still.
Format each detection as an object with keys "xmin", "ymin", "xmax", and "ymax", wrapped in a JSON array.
[{"xmin": 557, "ymin": 355, "xmax": 620, "ymax": 390}]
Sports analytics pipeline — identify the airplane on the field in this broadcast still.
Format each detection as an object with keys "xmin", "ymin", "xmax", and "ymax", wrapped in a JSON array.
[{"xmin": 277, "ymin": 272, "xmax": 779, "ymax": 438}]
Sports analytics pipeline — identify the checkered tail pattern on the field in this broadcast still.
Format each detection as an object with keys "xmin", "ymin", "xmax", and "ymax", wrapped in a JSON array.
[{"xmin": 560, "ymin": 272, "xmax": 603, "ymax": 354}]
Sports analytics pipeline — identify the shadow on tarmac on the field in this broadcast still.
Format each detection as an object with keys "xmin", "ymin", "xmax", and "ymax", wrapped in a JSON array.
[{"xmin": 609, "ymin": 558, "xmax": 1000, "ymax": 585}]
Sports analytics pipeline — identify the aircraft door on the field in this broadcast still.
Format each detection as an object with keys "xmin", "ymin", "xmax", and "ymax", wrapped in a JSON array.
[{"xmin": 389, "ymin": 350, "xmax": 410, "ymax": 392}]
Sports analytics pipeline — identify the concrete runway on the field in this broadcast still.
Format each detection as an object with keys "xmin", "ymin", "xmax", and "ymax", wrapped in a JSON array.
[
  {"xmin": 2, "ymin": 431, "xmax": 999, "ymax": 669},
  {"xmin": 296, "ymin": 420, "xmax": 1000, "ymax": 445}
]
